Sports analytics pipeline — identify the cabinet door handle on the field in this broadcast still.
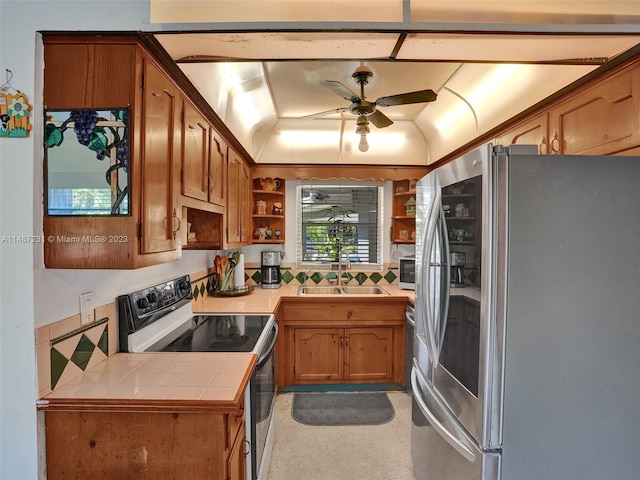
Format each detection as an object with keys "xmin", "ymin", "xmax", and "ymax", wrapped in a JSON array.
[
  {"xmin": 172, "ymin": 208, "xmax": 181, "ymax": 239},
  {"xmin": 209, "ymin": 168, "xmax": 217, "ymax": 191},
  {"xmin": 538, "ymin": 136, "xmax": 547, "ymax": 154},
  {"xmin": 551, "ymin": 132, "xmax": 560, "ymax": 154},
  {"xmin": 244, "ymin": 439, "xmax": 251, "ymax": 457}
]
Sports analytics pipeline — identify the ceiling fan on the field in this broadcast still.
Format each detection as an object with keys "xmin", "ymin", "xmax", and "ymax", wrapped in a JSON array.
[{"xmin": 302, "ymin": 65, "xmax": 437, "ymax": 151}]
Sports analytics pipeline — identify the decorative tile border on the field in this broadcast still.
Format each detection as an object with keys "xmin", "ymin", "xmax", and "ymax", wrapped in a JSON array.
[
  {"xmin": 36, "ymin": 302, "xmax": 116, "ymax": 397},
  {"xmin": 188, "ymin": 265, "xmax": 398, "ymax": 298},
  {"xmin": 245, "ymin": 266, "xmax": 398, "ymax": 287}
]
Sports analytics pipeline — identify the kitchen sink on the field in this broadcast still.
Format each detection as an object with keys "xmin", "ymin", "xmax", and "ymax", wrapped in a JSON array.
[
  {"xmin": 297, "ymin": 285, "xmax": 389, "ymax": 295},
  {"xmin": 297, "ymin": 286, "xmax": 343, "ymax": 295},
  {"xmin": 340, "ymin": 286, "xmax": 389, "ymax": 295}
]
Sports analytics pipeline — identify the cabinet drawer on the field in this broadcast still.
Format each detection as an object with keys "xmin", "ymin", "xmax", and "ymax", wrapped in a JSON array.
[{"xmin": 282, "ymin": 303, "xmax": 404, "ymax": 322}]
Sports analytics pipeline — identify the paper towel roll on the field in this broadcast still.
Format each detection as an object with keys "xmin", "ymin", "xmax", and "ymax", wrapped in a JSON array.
[{"xmin": 234, "ymin": 253, "xmax": 245, "ymax": 288}]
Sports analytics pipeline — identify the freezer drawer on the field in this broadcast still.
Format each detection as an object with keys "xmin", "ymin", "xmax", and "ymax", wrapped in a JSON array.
[{"xmin": 411, "ymin": 366, "xmax": 500, "ymax": 480}]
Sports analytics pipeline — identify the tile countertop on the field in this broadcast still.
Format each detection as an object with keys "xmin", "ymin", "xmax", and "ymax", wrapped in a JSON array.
[
  {"xmin": 41, "ymin": 285, "xmax": 486, "ymax": 408},
  {"xmin": 40, "ymin": 352, "xmax": 256, "ymax": 412},
  {"xmin": 192, "ymin": 283, "xmax": 416, "ymax": 313}
]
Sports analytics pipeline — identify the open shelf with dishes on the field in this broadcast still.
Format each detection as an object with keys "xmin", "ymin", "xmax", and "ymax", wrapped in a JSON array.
[
  {"xmin": 391, "ymin": 179, "xmax": 418, "ymax": 244},
  {"xmin": 252, "ymin": 177, "xmax": 285, "ymax": 244}
]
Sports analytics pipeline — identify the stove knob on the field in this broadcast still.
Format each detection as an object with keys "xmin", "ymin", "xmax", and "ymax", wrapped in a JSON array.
[
  {"xmin": 177, "ymin": 279, "xmax": 190, "ymax": 295},
  {"xmin": 147, "ymin": 292, "xmax": 158, "ymax": 303},
  {"xmin": 137, "ymin": 297, "xmax": 149, "ymax": 309}
]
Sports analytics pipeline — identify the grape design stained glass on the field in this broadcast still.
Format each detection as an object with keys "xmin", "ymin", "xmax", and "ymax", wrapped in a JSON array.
[{"xmin": 44, "ymin": 109, "xmax": 129, "ymax": 216}]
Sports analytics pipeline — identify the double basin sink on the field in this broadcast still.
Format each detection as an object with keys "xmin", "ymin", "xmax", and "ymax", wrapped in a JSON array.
[{"xmin": 297, "ymin": 285, "xmax": 389, "ymax": 295}]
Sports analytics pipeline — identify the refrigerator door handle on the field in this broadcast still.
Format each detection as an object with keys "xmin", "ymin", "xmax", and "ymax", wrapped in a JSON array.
[
  {"xmin": 422, "ymin": 192, "xmax": 440, "ymax": 365},
  {"xmin": 436, "ymin": 205, "xmax": 451, "ymax": 355},
  {"xmin": 412, "ymin": 365, "xmax": 477, "ymax": 463}
]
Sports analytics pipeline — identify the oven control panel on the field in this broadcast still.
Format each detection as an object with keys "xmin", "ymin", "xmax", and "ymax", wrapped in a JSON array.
[
  {"xmin": 130, "ymin": 276, "xmax": 191, "ymax": 318},
  {"xmin": 118, "ymin": 275, "xmax": 193, "ymax": 344}
]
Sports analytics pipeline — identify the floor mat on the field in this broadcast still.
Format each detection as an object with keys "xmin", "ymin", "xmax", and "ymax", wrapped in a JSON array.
[{"xmin": 292, "ymin": 391, "xmax": 395, "ymax": 426}]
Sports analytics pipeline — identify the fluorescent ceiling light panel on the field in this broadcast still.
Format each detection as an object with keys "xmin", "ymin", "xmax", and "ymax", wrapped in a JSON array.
[
  {"xmin": 150, "ymin": 0, "xmax": 402, "ymax": 23},
  {"xmin": 157, "ymin": 32, "xmax": 399, "ymax": 61},
  {"xmin": 409, "ymin": 0, "xmax": 640, "ymax": 24},
  {"xmin": 279, "ymin": 129, "xmax": 341, "ymax": 148},
  {"xmin": 398, "ymin": 34, "xmax": 640, "ymax": 62}
]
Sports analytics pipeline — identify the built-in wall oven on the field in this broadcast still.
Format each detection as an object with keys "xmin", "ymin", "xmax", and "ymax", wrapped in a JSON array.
[{"xmin": 118, "ymin": 275, "xmax": 278, "ymax": 480}]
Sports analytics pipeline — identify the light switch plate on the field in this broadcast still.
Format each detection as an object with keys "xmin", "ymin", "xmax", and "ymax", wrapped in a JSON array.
[{"xmin": 80, "ymin": 292, "xmax": 94, "ymax": 325}]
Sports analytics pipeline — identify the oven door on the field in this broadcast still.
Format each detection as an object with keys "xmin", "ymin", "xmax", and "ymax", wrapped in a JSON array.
[{"xmin": 250, "ymin": 322, "xmax": 278, "ymax": 480}]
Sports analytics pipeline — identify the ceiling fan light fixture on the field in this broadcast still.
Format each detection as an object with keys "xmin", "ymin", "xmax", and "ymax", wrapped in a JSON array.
[
  {"xmin": 358, "ymin": 133, "xmax": 369, "ymax": 152},
  {"xmin": 355, "ymin": 115, "xmax": 370, "ymax": 135}
]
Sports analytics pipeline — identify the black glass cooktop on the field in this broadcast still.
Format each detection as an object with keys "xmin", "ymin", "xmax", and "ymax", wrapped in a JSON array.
[{"xmin": 146, "ymin": 314, "xmax": 272, "ymax": 353}]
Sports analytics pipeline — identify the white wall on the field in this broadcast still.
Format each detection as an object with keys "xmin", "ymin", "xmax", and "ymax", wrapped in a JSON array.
[{"xmin": 0, "ymin": 2, "xmax": 156, "ymax": 478}]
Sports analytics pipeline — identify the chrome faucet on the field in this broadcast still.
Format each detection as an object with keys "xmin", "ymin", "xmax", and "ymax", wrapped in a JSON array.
[
  {"xmin": 302, "ymin": 267, "xmax": 314, "ymax": 287},
  {"xmin": 338, "ymin": 248, "xmax": 351, "ymax": 286}
]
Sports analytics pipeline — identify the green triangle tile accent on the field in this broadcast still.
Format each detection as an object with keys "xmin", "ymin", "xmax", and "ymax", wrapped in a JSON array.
[
  {"xmin": 199, "ymin": 283, "xmax": 205, "ymax": 296},
  {"xmin": 281, "ymin": 270, "xmax": 294, "ymax": 284},
  {"xmin": 310, "ymin": 272, "xmax": 324, "ymax": 284},
  {"xmin": 325, "ymin": 272, "xmax": 337, "ymax": 281},
  {"xmin": 295, "ymin": 272, "xmax": 308, "ymax": 284},
  {"xmin": 251, "ymin": 271, "xmax": 262, "ymax": 284},
  {"xmin": 355, "ymin": 272, "xmax": 368, "ymax": 285},
  {"xmin": 50, "ymin": 347, "xmax": 69, "ymax": 390},
  {"xmin": 384, "ymin": 271, "xmax": 397, "ymax": 284},
  {"xmin": 97, "ymin": 325, "xmax": 109, "ymax": 356},
  {"xmin": 193, "ymin": 286, "xmax": 200, "ymax": 300},
  {"xmin": 369, "ymin": 272, "xmax": 383, "ymax": 284},
  {"xmin": 206, "ymin": 278, "xmax": 211, "ymax": 292},
  {"xmin": 70, "ymin": 334, "xmax": 96, "ymax": 371}
]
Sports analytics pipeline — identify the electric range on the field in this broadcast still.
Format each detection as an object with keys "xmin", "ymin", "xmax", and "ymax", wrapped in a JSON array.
[{"xmin": 117, "ymin": 275, "xmax": 277, "ymax": 480}]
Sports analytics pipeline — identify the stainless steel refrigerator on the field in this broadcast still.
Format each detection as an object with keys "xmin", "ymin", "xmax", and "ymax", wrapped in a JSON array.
[{"xmin": 411, "ymin": 144, "xmax": 640, "ymax": 480}]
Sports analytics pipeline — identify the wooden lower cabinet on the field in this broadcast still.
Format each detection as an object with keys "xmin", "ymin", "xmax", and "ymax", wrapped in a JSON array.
[
  {"xmin": 280, "ymin": 298, "xmax": 405, "ymax": 387},
  {"xmin": 346, "ymin": 327, "xmax": 394, "ymax": 381},
  {"xmin": 44, "ymin": 407, "xmax": 246, "ymax": 480},
  {"xmin": 227, "ymin": 416, "xmax": 247, "ymax": 480},
  {"xmin": 293, "ymin": 327, "xmax": 343, "ymax": 382}
]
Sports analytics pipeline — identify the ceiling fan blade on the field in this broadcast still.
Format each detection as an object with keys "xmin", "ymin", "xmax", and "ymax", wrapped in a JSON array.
[
  {"xmin": 320, "ymin": 80, "xmax": 361, "ymax": 103},
  {"xmin": 299, "ymin": 107, "xmax": 349, "ymax": 119},
  {"xmin": 368, "ymin": 110, "xmax": 394, "ymax": 129},
  {"xmin": 375, "ymin": 89, "xmax": 438, "ymax": 107}
]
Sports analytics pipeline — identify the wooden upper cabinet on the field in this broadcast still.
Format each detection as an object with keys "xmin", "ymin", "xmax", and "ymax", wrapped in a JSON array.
[
  {"xmin": 209, "ymin": 132, "xmax": 226, "ymax": 206},
  {"xmin": 494, "ymin": 112, "xmax": 550, "ymax": 154},
  {"xmin": 181, "ymin": 99, "xmax": 226, "ymax": 209},
  {"xmin": 43, "ymin": 36, "xmax": 181, "ymax": 269},
  {"xmin": 550, "ymin": 68, "xmax": 640, "ymax": 156},
  {"xmin": 140, "ymin": 57, "xmax": 181, "ymax": 255},
  {"xmin": 43, "ymin": 42, "xmax": 136, "ymax": 109},
  {"xmin": 181, "ymin": 99, "xmax": 210, "ymax": 202},
  {"xmin": 225, "ymin": 148, "xmax": 251, "ymax": 248}
]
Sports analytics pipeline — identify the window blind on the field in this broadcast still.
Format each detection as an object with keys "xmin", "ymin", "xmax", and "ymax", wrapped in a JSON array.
[{"xmin": 297, "ymin": 183, "xmax": 383, "ymax": 266}]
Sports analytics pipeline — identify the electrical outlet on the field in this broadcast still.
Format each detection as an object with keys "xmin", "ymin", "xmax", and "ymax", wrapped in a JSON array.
[{"xmin": 80, "ymin": 292, "xmax": 94, "ymax": 325}]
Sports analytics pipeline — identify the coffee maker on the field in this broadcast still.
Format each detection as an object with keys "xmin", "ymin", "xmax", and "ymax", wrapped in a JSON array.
[
  {"xmin": 261, "ymin": 251, "xmax": 282, "ymax": 289},
  {"xmin": 450, "ymin": 252, "xmax": 465, "ymax": 288}
]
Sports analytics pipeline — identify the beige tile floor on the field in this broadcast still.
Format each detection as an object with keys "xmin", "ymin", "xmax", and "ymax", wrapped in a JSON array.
[{"xmin": 267, "ymin": 391, "xmax": 416, "ymax": 480}]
